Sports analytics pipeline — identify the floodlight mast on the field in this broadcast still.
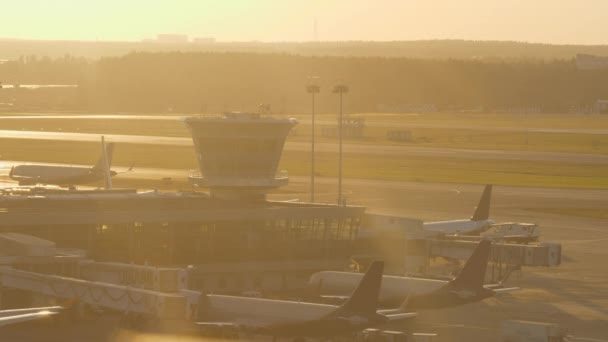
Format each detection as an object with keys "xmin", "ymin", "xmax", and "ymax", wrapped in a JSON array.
[
  {"xmin": 306, "ymin": 77, "xmax": 320, "ymax": 203},
  {"xmin": 332, "ymin": 84, "xmax": 349, "ymax": 205}
]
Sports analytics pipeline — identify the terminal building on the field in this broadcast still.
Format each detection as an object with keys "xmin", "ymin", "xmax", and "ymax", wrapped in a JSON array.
[{"xmin": 0, "ymin": 113, "xmax": 368, "ymax": 294}]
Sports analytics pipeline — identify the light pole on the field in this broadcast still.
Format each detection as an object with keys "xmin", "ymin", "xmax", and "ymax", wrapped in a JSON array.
[
  {"xmin": 332, "ymin": 84, "xmax": 348, "ymax": 205},
  {"xmin": 306, "ymin": 80, "xmax": 320, "ymax": 203}
]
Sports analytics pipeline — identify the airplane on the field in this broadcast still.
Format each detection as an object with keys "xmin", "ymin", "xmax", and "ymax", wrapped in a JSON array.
[
  {"xmin": 196, "ymin": 261, "xmax": 416, "ymax": 341},
  {"xmin": 0, "ymin": 306, "xmax": 64, "ymax": 327},
  {"xmin": 423, "ymin": 184, "xmax": 494, "ymax": 235},
  {"xmin": 309, "ymin": 240, "xmax": 519, "ymax": 311},
  {"xmin": 8, "ymin": 136, "xmax": 128, "ymax": 189}
]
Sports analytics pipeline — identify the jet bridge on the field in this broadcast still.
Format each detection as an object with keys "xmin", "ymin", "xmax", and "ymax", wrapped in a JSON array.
[
  {"xmin": 429, "ymin": 239, "xmax": 561, "ymax": 282},
  {"xmin": 430, "ymin": 239, "xmax": 561, "ymax": 267},
  {"xmin": 0, "ymin": 233, "xmax": 201, "ymax": 321},
  {"xmin": 0, "ymin": 267, "xmax": 193, "ymax": 320}
]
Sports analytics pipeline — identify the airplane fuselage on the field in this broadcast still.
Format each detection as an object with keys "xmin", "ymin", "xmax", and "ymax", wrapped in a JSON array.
[
  {"xmin": 205, "ymin": 295, "xmax": 336, "ymax": 324},
  {"xmin": 10, "ymin": 165, "xmax": 115, "ymax": 186},
  {"xmin": 310, "ymin": 272, "xmax": 499, "ymax": 310},
  {"xmin": 423, "ymin": 219, "xmax": 495, "ymax": 235},
  {"xmin": 406, "ymin": 285, "xmax": 495, "ymax": 310},
  {"xmin": 310, "ymin": 272, "xmax": 447, "ymax": 306},
  {"xmin": 203, "ymin": 295, "xmax": 387, "ymax": 338}
]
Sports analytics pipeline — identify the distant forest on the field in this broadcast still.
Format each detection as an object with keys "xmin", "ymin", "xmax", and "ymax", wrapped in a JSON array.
[
  {"xmin": 1, "ymin": 52, "xmax": 608, "ymax": 113},
  {"xmin": 3, "ymin": 39, "xmax": 608, "ymax": 60}
]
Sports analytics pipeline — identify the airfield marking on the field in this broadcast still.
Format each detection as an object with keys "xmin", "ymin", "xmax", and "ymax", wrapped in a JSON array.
[{"xmin": 2, "ymin": 130, "xmax": 607, "ymax": 165}]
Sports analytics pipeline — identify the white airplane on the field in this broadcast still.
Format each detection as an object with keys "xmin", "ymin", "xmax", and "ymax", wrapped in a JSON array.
[
  {"xmin": 309, "ymin": 240, "xmax": 519, "ymax": 310},
  {"xmin": 8, "ymin": 136, "xmax": 129, "ymax": 189},
  {"xmin": 424, "ymin": 184, "xmax": 494, "ymax": 235},
  {"xmin": 196, "ymin": 261, "xmax": 416, "ymax": 341},
  {"xmin": 0, "ymin": 306, "xmax": 63, "ymax": 327}
]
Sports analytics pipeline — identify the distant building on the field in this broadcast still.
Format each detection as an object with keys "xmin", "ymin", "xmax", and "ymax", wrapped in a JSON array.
[
  {"xmin": 576, "ymin": 54, "xmax": 608, "ymax": 70},
  {"xmin": 376, "ymin": 103, "xmax": 438, "ymax": 113},
  {"xmin": 596, "ymin": 100, "xmax": 608, "ymax": 114},
  {"xmin": 156, "ymin": 34, "xmax": 189, "ymax": 43},
  {"xmin": 192, "ymin": 37, "xmax": 216, "ymax": 44}
]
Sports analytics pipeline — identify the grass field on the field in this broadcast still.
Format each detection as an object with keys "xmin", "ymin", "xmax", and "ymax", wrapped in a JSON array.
[
  {"xmin": 2, "ymin": 111, "xmax": 607, "ymax": 189},
  {"xmin": 2, "ymin": 138, "xmax": 608, "ymax": 189},
  {"xmin": 354, "ymin": 112, "xmax": 608, "ymax": 130}
]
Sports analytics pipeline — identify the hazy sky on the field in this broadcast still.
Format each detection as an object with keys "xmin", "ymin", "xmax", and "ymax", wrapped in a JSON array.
[{"xmin": 1, "ymin": 0, "xmax": 607, "ymax": 44}]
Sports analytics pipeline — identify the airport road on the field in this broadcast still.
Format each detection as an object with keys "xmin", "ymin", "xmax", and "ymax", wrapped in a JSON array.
[
  {"xmin": 2, "ymin": 129, "xmax": 607, "ymax": 164},
  {"xmin": 1, "ymin": 114, "xmax": 608, "ymax": 135}
]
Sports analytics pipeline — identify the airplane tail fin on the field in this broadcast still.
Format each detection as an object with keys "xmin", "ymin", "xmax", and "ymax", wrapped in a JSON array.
[
  {"xmin": 470, "ymin": 185, "xmax": 492, "ymax": 221},
  {"xmin": 450, "ymin": 240, "xmax": 491, "ymax": 290},
  {"xmin": 340, "ymin": 261, "xmax": 383, "ymax": 315},
  {"xmin": 92, "ymin": 139, "xmax": 115, "ymax": 173},
  {"xmin": 92, "ymin": 136, "xmax": 114, "ymax": 189}
]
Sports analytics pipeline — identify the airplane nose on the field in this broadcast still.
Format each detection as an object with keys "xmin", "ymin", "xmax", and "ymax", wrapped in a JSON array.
[
  {"xmin": 308, "ymin": 273, "xmax": 322, "ymax": 291},
  {"xmin": 308, "ymin": 273, "xmax": 318, "ymax": 287}
]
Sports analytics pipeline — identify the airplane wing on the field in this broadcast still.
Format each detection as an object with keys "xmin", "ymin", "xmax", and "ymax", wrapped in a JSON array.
[
  {"xmin": 320, "ymin": 295, "xmax": 349, "ymax": 300},
  {"xmin": 492, "ymin": 287, "xmax": 520, "ymax": 295},
  {"xmin": 115, "ymin": 164, "xmax": 135, "ymax": 175},
  {"xmin": 384, "ymin": 312, "xmax": 417, "ymax": 321},
  {"xmin": 377, "ymin": 295, "xmax": 412, "ymax": 316},
  {"xmin": 0, "ymin": 299, "xmax": 78, "ymax": 328},
  {"xmin": 0, "ymin": 308, "xmax": 61, "ymax": 327},
  {"xmin": 319, "ymin": 295, "xmax": 349, "ymax": 305},
  {"xmin": 7, "ymin": 174, "xmax": 37, "ymax": 182},
  {"xmin": 196, "ymin": 318, "xmax": 268, "ymax": 331},
  {"xmin": 196, "ymin": 322, "xmax": 240, "ymax": 328},
  {"xmin": 196, "ymin": 319, "xmax": 280, "ymax": 337}
]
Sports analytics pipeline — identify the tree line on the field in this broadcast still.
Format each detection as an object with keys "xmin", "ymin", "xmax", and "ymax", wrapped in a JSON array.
[
  {"xmin": 3, "ymin": 39, "xmax": 608, "ymax": 60},
  {"xmin": 2, "ymin": 52, "xmax": 608, "ymax": 113}
]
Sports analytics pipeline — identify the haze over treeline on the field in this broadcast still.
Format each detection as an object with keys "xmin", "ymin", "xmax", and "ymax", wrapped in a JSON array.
[
  {"xmin": 2, "ymin": 39, "xmax": 608, "ymax": 60},
  {"xmin": 1, "ymin": 52, "xmax": 608, "ymax": 113}
]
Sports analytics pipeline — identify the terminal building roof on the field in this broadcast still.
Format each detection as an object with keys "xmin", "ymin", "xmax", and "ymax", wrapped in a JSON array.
[{"xmin": 0, "ymin": 187, "xmax": 365, "ymax": 227}]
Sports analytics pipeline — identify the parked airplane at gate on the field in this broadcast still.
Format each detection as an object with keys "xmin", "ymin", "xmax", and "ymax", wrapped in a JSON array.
[
  {"xmin": 423, "ymin": 184, "xmax": 494, "ymax": 235},
  {"xmin": 309, "ymin": 240, "xmax": 519, "ymax": 310},
  {"xmin": 8, "ymin": 137, "xmax": 128, "ymax": 189},
  {"xmin": 196, "ymin": 261, "xmax": 416, "ymax": 341}
]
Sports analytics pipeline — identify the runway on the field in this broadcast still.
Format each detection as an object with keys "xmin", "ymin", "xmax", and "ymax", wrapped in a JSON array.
[
  {"xmin": 3, "ymin": 160, "xmax": 607, "ymax": 214},
  {"xmin": 1, "ymin": 129, "xmax": 607, "ymax": 164},
  {"xmin": 1, "ymin": 114, "xmax": 607, "ymax": 135}
]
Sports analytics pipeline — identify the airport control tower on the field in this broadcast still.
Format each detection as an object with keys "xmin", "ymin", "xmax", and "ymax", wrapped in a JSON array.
[{"xmin": 183, "ymin": 112, "xmax": 298, "ymax": 200}]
